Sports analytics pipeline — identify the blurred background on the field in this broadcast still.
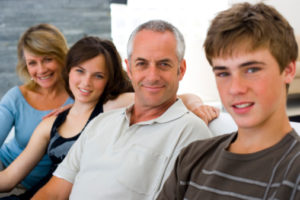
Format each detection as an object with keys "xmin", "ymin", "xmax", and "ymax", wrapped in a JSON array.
[{"xmin": 1, "ymin": 0, "xmax": 299, "ymax": 119}]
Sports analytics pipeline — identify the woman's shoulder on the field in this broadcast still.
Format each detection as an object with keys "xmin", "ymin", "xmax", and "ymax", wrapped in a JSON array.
[
  {"xmin": 1, "ymin": 86, "xmax": 24, "ymax": 103},
  {"xmin": 3, "ymin": 85, "xmax": 22, "ymax": 97}
]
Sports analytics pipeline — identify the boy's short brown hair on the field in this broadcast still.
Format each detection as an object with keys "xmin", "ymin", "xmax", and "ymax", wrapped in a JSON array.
[{"xmin": 204, "ymin": 2, "xmax": 298, "ymax": 72}]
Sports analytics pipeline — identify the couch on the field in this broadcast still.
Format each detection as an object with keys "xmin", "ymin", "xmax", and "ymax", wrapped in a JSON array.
[{"xmin": 209, "ymin": 112, "xmax": 300, "ymax": 136}]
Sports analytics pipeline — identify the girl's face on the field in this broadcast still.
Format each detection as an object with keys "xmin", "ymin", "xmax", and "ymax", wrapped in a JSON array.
[
  {"xmin": 24, "ymin": 50, "xmax": 62, "ymax": 89},
  {"xmin": 69, "ymin": 54, "xmax": 108, "ymax": 104}
]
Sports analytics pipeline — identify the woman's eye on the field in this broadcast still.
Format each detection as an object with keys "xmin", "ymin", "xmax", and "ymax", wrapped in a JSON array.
[
  {"xmin": 28, "ymin": 61, "xmax": 36, "ymax": 66},
  {"xmin": 95, "ymin": 74, "xmax": 104, "ymax": 79},
  {"xmin": 75, "ymin": 69, "xmax": 84, "ymax": 73},
  {"xmin": 44, "ymin": 57, "xmax": 53, "ymax": 63}
]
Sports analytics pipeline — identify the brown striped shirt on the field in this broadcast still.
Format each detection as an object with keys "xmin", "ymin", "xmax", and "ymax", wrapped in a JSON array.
[{"xmin": 157, "ymin": 130, "xmax": 300, "ymax": 200}]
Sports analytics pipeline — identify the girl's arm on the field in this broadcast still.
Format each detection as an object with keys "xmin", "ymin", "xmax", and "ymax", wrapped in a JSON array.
[
  {"xmin": 45, "ymin": 92, "xmax": 219, "ymax": 124},
  {"xmin": 0, "ymin": 116, "xmax": 56, "ymax": 192}
]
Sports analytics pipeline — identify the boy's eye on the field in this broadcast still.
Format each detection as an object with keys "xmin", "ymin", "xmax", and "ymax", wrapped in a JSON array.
[
  {"xmin": 215, "ymin": 71, "xmax": 230, "ymax": 77},
  {"xmin": 246, "ymin": 67, "xmax": 260, "ymax": 73}
]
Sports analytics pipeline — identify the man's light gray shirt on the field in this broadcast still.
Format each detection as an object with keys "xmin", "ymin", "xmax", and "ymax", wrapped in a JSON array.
[{"xmin": 54, "ymin": 99, "xmax": 213, "ymax": 200}]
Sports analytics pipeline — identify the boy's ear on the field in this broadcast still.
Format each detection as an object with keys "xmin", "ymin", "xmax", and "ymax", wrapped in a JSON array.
[{"xmin": 283, "ymin": 61, "xmax": 296, "ymax": 84}]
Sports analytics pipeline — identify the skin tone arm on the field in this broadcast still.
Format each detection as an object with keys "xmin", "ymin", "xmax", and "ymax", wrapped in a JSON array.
[
  {"xmin": 31, "ymin": 176, "xmax": 72, "ymax": 200},
  {"xmin": 0, "ymin": 116, "xmax": 56, "ymax": 192},
  {"xmin": 178, "ymin": 93, "xmax": 220, "ymax": 125},
  {"xmin": 45, "ymin": 92, "xmax": 220, "ymax": 124}
]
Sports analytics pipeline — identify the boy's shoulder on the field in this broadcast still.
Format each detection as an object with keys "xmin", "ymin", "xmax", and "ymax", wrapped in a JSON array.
[{"xmin": 179, "ymin": 133, "xmax": 234, "ymax": 160}]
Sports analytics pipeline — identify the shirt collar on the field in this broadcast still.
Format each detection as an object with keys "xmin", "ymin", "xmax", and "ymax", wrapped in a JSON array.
[{"xmin": 122, "ymin": 99, "xmax": 189, "ymax": 125}]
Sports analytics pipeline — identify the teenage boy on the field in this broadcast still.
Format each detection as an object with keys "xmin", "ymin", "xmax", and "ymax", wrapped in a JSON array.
[{"xmin": 157, "ymin": 2, "xmax": 300, "ymax": 199}]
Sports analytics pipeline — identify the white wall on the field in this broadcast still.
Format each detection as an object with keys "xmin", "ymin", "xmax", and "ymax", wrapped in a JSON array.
[
  {"xmin": 111, "ymin": 0, "xmax": 300, "ymax": 104},
  {"xmin": 229, "ymin": 0, "xmax": 300, "ymax": 33}
]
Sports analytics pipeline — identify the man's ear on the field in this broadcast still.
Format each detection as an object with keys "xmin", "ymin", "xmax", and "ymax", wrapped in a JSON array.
[
  {"xmin": 178, "ymin": 59, "xmax": 186, "ymax": 81},
  {"xmin": 284, "ymin": 61, "xmax": 296, "ymax": 84},
  {"xmin": 125, "ymin": 59, "xmax": 132, "ymax": 80}
]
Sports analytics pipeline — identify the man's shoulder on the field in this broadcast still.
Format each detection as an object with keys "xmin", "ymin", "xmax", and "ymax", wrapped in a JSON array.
[
  {"xmin": 97, "ymin": 107, "xmax": 125, "ymax": 119},
  {"xmin": 83, "ymin": 107, "xmax": 126, "ymax": 132},
  {"xmin": 167, "ymin": 99, "xmax": 206, "ymax": 124}
]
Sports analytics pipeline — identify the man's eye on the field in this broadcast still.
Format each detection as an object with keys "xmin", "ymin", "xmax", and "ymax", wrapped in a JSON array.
[
  {"xmin": 160, "ymin": 62, "xmax": 170, "ymax": 67},
  {"xmin": 136, "ymin": 62, "xmax": 145, "ymax": 66},
  {"xmin": 157, "ymin": 62, "xmax": 172, "ymax": 71}
]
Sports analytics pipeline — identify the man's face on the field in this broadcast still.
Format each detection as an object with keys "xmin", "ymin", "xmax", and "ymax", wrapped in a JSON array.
[
  {"xmin": 125, "ymin": 30, "xmax": 186, "ymax": 109},
  {"xmin": 212, "ymin": 48, "xmax": 295, "ymax": 130}
]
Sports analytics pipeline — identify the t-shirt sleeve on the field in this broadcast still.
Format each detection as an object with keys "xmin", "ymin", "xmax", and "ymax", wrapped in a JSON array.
[
  {"xmin": 156, "ymin": 144, "xmax": 191, "ymax": 200},
  {"xmin": 0, "ymin": 88, "xmax": 17, "ymax": 146},
  {"xmin": 155, "ymin": 114, "xmax": 213, "ymax": 198}
]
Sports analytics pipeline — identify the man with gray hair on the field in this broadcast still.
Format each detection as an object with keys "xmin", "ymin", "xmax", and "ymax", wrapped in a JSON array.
[{"xmin": 32, "ymin": 20, "xmax": 213, "ymax": 200}]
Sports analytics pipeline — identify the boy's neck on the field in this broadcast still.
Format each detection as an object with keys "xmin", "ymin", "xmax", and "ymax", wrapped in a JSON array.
[{"xmin": 228, "ymin": 114, "xmax": 292, "ymax": 154}]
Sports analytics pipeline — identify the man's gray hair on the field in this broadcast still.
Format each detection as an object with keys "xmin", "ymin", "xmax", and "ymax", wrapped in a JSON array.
[{"xmin": 127, "ymin": 20, "xmax": 185, "ymax": 61}]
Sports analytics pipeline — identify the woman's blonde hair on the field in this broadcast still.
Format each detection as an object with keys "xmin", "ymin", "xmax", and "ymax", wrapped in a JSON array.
[{"xmin": 16, "ymin": 23, "xmax": 68, "ymax": 90}]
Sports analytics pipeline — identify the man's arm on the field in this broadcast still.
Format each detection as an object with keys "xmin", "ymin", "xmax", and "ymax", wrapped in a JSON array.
[{"xmin": 32, "ymin": 176, "xmax": 73, "ymax": 200}]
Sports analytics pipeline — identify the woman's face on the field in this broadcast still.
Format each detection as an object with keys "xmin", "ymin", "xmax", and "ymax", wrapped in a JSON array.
[
  {"xmin": 69, "ymin": 54, "xmax": 108, "ymax": 104},
  {"xmin": 24, "ymin": 50, "xmax": 62, "ymax": 89}
]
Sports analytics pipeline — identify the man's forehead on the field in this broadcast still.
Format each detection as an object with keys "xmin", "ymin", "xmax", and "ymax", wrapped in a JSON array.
[{"xmin": 132, "ymin": 56, "xmax": 173, "ymax": 63}]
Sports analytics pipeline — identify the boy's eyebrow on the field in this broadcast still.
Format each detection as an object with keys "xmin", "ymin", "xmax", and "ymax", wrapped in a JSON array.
[
  {"xmin": 212, "ymin": 60, "xmax": 266, "ymax": 71},
  {"xmin": 212, "ymin": 66, "xmax": 227, "ymax": 71},
  {"xmin": 134, "ymin": 57, "xmax": 147, "ymax": 62},
  {"xmin": 240, "ymin": 61, "xmax": 265, "ymax": 67}
]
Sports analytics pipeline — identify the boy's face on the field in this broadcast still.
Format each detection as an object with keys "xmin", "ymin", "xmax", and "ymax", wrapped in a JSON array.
[{"xmin": 212, "ymin": 48, "xmax": 295, "ymax": 130}]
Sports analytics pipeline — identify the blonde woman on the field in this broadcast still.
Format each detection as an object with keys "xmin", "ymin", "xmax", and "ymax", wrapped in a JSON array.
[{"xmin": 0, "ymin": 24, "xmax": 73, "ymax": 194}]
